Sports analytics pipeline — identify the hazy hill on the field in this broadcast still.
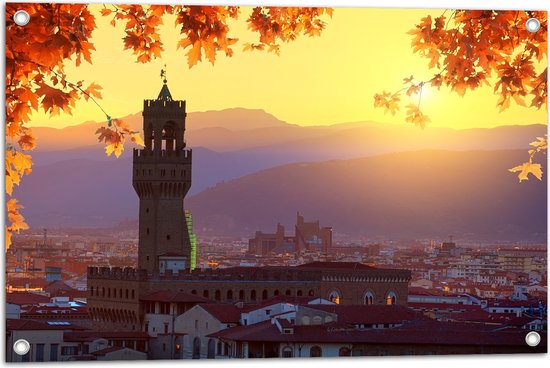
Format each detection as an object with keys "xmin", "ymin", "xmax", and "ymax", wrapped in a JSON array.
[
  {"xmin": 186, "ymin": 150, "xmax": 546, "ymax": 242},
  {"xmin": 17, "ymin": 149, "xmax": 546, "ymax": 242},
  {"xmin": 31, "ymin": 108, "xmax": 290, "ymax": 151},
  {"xmin": 30, "ymin": 108, "xmax": 546, "ymax": 154}
]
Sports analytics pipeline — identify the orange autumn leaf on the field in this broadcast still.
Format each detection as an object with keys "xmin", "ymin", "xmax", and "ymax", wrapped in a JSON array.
[
  {"xmin": 509, "ymin": 162, "xmax": 543, "ymax": 182},
  {"xmin": 5, "ymin": 199, "xmax": 29, "ymax": 250}
]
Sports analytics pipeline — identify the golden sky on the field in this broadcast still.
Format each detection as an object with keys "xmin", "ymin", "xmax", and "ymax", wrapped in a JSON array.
[{"xmin": 29, "ymin": 5, "xmax": 547, "ymax": 129}]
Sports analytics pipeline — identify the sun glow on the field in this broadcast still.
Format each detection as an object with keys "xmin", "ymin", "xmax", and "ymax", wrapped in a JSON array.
[{"xmin": 26, "ymin": 6, "xmax": 547, "ymax": 130}]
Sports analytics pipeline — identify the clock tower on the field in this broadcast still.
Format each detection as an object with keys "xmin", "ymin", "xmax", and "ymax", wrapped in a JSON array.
[{"xmin": 132, "ymin": 75, "xmax": 193, "ymax": 274}]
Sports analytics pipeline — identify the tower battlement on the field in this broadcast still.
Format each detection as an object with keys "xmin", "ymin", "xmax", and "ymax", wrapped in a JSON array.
[{"xmin": 133, "ymin": 147, "xmax": 192, "ymax": 162}]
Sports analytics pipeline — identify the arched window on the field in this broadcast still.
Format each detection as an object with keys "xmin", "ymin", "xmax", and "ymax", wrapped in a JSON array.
[
  {"xmin": 308, "ymin": 289, "xmax": 315, "ymax": 297},
  {"xmin": 239, "ymin": 290, "xmax": 245, "ymax": 300},
  {"xmin": 297, "ymin": 290, "xmax": 303, "ymax": 296},
  {"xmin": 125, "ymin": 289, "xmax": 129, "ymax": 299},
  {"xmin": 386, "ymin": 291, "xmax": 397, "ymax": 305},
  {"xmin": 207, "ymin": 339, "xmax": 216, "ymax": 359},
  {"xmin": 364, "ymin": 291, "xmax": 375, "ymax": 305},
  {"xmin": 226, "ymin": 290, "xmax": 233, "ymax": 302},
  {"xmin": 274, "ymin": 289, "xmax": 280, "ymax": 296},
  {"xmin": 282, "ymin": 347, "xmax": 293, "ymax": 358},
  {"xmin": 328, "ymin": 290, "xmax": 341, "ymax": 304},
  {"xmin": 250, "ymin": 290, "xmax": 257, "ymax": 301},
  {"xmin": 191, "ymin": 289, "xmax": 197, "ymax": 295},
  {"xmin": 192, "ymin": 337, "xmax": 201, "ymax": 359},
  {"xmin": 262, "ymin": 289, "xmax": 268, "ymax": 300},
  {"xmin": 285, "ymin": 289, "xmax": 291, "ymax": 296},
  {"xmin": 215, "ymin": 290, "xmax": 221, "ymax": 301},
  {"xmin": 203, "ymin": 290, "xmax": 209, "ymax": 298},
  {"xmin": 310, "ymin": 345, "xmax": 322, "ymax": 357},
  {"xmin": 339, "ymin": 347, "xmax": 351, "ymax": 356}
]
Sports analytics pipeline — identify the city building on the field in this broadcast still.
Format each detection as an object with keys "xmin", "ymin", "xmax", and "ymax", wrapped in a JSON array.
[{"xmin": 248, "ymin": 213, "xmax": 333, "ymax": 255}]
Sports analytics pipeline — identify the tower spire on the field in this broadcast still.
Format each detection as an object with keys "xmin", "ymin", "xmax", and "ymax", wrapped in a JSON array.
[
  {"xmin": 160, "ymin": 64, "xmax": 167, "ymax": 84},
  {"xmin": 157, "ymin": 64, "xmax": 172, "ymax": 101}
]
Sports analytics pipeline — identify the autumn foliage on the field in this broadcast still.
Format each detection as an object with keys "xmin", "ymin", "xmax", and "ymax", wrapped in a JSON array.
[
  {"xmin": 4, "ymin": 3, "xmax": 331, "ymax": 248},
  {"xmin": 374, "ymin": 10, "xmax": 548, "ymax": 181}
]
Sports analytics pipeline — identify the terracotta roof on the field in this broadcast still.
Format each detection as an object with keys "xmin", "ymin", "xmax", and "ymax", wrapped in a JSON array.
[
  {"xmin": 408, "ymin": 303, "xmax": 483, "ymax": 312},
  {"xmin": 296, "ymin": 262, "xmax": 375, "ymax": 270},
  {"xmin": 140, "ymin": 290, "xmax": 211, "ymax": 303},
  {"xmin": 6, "ymin": 319, "xmax": 88, "ymax": 331},
  {"xmin": 241, "ymin": 296, "xmax": 328, "ymax": 312},
  {"xmin": 45, "ymin": 280, "xmax": 74, "ymax": 293},
  {"xmin": 199, "ymin": 304, "xmax": 241, "ymax": 323},
  {"xmin": 6, "ymin": 292, "xmax": 51, "ymax": 306},
  {"xmin": 210, "ymin": 319, "xmax": 546, "ymax": 347},
  {"xmin": 51, "ymin": 289, "xmax": 88, "ymax": 300},
  {"xmin": 64, "ymin": 331, "xmax": 150, "ymax": 342},
  {"xmin": 305, "ymin": 305, "xmax": 422, "ymax": 325}
]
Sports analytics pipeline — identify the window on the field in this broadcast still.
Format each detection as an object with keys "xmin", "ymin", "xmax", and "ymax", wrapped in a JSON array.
[
  {"xmin": 163, "ymin": 343, "xmax": 166, "ymax": 352},
  {"xmin": 265, "ymin": 309, "xmax": 271, "ymax": 315},
  {"xmin": 50, "ymin": 344, "xmax": 59, "ymax": 361},
  {"xmin": 386, "ymin": 291, "xmax": 397, "ymax": 305},
  {"xmin": 262, "ymin": 289, "xmax": 268, "ymax": 300},
  {"xmin": 310, "ymin": 345, "xmax": 322, "ymax": 357},
  {"xmin": 339, "ymin": 347, "xmax": 351, "ymax": 356},
  {"xmin": 90, "ymin": 286, "xmax": 94, "ymax": 296},
  {"xmin": 328, "ymin": 290, "xmax": 341, "ymax": 304},
  {"xmin": 36, "ymin": 344, "xmax": 44, "ymax": 362},
  {"xmin": 364, "ymin": 291, "xmax": 375, "ymax": 305},
  {"xmin": 250, "ymin": 290, "xmax": 256, "ymax": 301},
  {"xmin": 164, "ymin": 323, "xmax": 169, "ymax": 334},
  {"xmin": 61, "ymin": 346, "xmax": 78, "ymax": 356},
  {"xmin": 166, "ymin": 235, "xmax": 171, "ymax": 240},
  {"xmin": 282, "ymin": 347, "xmax": 293, "ymax": 358},
  {"xmin": 131, "ymin": 290, "xmax": 135, "ymax": 299}
]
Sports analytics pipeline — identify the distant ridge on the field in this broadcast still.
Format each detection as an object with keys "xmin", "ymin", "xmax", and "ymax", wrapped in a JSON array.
[{"xmin": 17, "ymin": 149, "xmax": 546, "ymax": 242}]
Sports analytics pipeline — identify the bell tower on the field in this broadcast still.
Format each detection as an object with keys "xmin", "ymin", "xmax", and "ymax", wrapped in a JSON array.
[{"xmin": 132, "ymin": 71, "xmax": 192, "ymax": 274}]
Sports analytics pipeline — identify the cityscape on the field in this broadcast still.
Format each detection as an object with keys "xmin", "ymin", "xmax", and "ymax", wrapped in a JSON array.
[{"xmin": 5, "ymin": 3, "xmax": 548, "ymax": 363}]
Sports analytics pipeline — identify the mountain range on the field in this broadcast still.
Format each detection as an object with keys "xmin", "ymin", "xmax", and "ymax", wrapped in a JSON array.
[{"xmin": 16, "ymin": 108, "xmax": 547, "ymax": 241}]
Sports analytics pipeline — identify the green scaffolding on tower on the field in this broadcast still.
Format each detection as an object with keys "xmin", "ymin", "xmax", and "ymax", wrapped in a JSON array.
[{"xmin": 185, "ymin": 209, "xmax": 197, "ymax": 270}]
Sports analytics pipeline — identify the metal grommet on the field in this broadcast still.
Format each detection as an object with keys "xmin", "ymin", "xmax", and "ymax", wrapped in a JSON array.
[
  {"xmin": 525, "ymin": 18, "xmax": 541, "ymax": 33},
  {"xmin": 13, "ymin": 339, "xmax": 31, "ymax": 355},
  {"xmin": 13, "ymin": 10, "xmax": 30, "ymax": 26},
  {"xmin": 525, "ymin": 331, "xmax": 541, "ymax": 347}
]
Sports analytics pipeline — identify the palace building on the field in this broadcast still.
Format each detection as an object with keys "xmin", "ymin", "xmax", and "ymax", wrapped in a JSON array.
[{"xmin": 87, "ymin": 80, "xmax": 411, "ymax": 331}]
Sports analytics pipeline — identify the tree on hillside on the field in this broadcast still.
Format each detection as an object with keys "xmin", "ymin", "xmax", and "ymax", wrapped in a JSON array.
[
  {"xmin": 373, "ymin": 10, "xmax": 547, "ymax": 182},
  {"xmin": 5, "ymin": 4, "xmax": 332, "ymax": 248}
]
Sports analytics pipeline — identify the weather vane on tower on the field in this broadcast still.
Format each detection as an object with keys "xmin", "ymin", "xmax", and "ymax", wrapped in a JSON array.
[{"xmin": 160, "ymin": 64, "xmax": 167, "ymax": 84}]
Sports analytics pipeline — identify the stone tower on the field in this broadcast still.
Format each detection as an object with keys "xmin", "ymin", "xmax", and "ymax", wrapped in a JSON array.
[{"xmin": 132, "ymin": 78, "xmax": 192, "ymax": 274}]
